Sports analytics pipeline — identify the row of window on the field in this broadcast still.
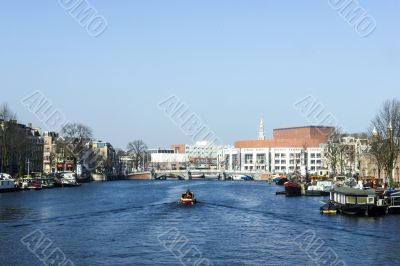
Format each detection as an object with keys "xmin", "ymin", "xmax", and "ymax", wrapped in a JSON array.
[
  {"xmin": 243, "ymin": 153, "xmax": 322, "ymax": 159},
  {"xmin": 274, "ymin": 166, "xmax": 322, "ymax": 172}
]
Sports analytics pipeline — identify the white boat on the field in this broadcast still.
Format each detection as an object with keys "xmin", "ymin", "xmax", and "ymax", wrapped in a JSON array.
[
  {"xmin": 59, "ymin": 172, "xmax": 80, "ymax": 187},
  {"xmin": 231, "ymin": 174, "xmax": 253, "ymax": 181},
  {"xmin": 306, "ymin": 181, "xmax": 334, "ymax": 196},
  {"xmin": 91, "ymin": 173, "xmax": 107, "ymax": 182},
  {"xmin": 0, "ymin": 173, "xmax": 18, "ymax": 193}
]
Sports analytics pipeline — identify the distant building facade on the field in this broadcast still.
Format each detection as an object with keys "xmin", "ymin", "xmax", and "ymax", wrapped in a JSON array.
[
  {"xmin": 0, "ymin": 120, "xmax": 43, "ymax": 176},
  {"xmin": 43, "ymin": 132, "xmax": 58, "ymax": 174},
  {"xmin": 220, "ymin": 121, "xmax": 334, "ymax": 175},
  {"xmin": 171, "ymin": 142, "xmax": 231, "ymax": 169},
  {"xmin": 88, "ymin": 140, "xmax": 118, "ymax": 176},
  {"xmin": 321, "ymin": 135, "xmax": 369, "ymax": 177}
]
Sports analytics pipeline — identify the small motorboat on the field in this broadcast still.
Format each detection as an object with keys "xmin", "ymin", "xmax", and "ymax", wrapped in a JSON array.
[
  {"xmin": 28, "ymin": 181, "xmax": 43, "ymax": 191},
  {"xmin": 320, "ymin": 201, "xmax": 338, "ymax": 215},
  {"xmin": 180, "ymin": 190, "xmax": 197, "ymax": 205}
]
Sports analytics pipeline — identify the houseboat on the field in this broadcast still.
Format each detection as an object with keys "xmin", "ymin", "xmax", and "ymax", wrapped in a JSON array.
[
  {"xmin": 329, "ymin": 187, "xmax": 387, "ymax": 216},
  {"xmin": 387, "ymin": 191, "xmax": 400, "ymax": 214}
]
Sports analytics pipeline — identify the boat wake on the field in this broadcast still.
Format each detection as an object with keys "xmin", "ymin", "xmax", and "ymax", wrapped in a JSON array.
[{"xmin": 200, "ymin": 201, "xmax": 382, "ymax": 238}]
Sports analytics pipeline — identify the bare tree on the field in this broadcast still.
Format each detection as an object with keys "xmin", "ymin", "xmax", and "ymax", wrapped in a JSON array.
[
  {"xmin": 61, "ymin": 123, "xmax": 93, "ymax": 163},
  {"xmin": 116, "ymin": 149, "xmax": 127, "ymax": 158},
  {"xmin": 368, "ymin": 139, "xmax": 385, "ymax": 180},
  {"xmin": 0, "ymin": 103, "xmax": 17, "ymax": 121},
  {"xmin": 370, "ymin": 98, "xmax": 400, "ymax": 187},
  {"xmin": 127, "ymin": 140, "xmax": 148, "ymax": 171},
  {"xmin": 0, "ymin": 104, "xmax": 19, "ymax": 174},
  {"xmin": 324, "ymin": 128, "xmax": 342, "ymax": 177}
]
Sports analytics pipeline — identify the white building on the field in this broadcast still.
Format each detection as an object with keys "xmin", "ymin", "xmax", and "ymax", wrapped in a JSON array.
[{"xmin": 219, "ymin": 121, "xmax": 333, "ymax": 175}]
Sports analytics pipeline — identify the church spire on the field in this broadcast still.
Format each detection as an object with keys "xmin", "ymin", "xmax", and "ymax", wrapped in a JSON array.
[{"xmin": 258, "ymin": 118, "xmax": 265, "ymax": 140}]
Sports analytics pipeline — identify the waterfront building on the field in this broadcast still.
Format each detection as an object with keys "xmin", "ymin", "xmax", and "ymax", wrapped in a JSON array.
[
  {"xmin": 88, "ymin": 140, "xmax": 118, "ymax": 176},
  {"xmin": 148, "ymin": 147, "xmax": 188, "ymax": 170},
  {"xmin": 321, "ymin": 135, "xmax": 369, "ymax": 177},
  {"xmin": 0, "ymin": 120, "xmax": 43, "ymax": 176},
  {"xmin": 220, "ymin": 120, "xmax": 334, "ymax": 175},
  {"xmin": 148, "ymin": 148, "xmax": 174, "ymax": 154},
  {"xmin": 42, "ymin": 132, "xmax": 77, "ymax": 173},
  {"xmin": 172, "ymin": 142, "xmax": 232, "ymax": 169},
  {"xmin": 151, "ymin": 153, "xmax": 188, "ymax": 170},
  {"xmin": 43, "ymin": 132, "xmax": 58, "ymax": 174}
]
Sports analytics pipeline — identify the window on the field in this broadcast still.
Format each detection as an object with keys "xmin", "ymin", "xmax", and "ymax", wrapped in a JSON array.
[
  {"xmin": 289, "ymin": 160, "xmax": 295, "ymax": 165},
  {"xmin": 256, "ymin": 154, "xmax": 266, "ymax": 164},
  {"xmin": 275, "ymin": 160, "xmax": 280, "ymax": 164},
  {"xmin": 245, "ymin": 154, "xmax": 253, "ymax": 164},
  {"xmin": 358, "ymin": 197, "xmax": 368, "ymax": 205},
  {"xmin": 281, "ymin": 153, "xmax": 286, "ymax": 158},
  {"xmin": 311, "ymin": 160, "xmax": 316, "ymax": 164},
  {"xmin": 275, "ymin": 153, "xmax": 280, "ymax": 158},
  {"xmin": 311, "ymin": 154, "xmax": 316, "ymax": 159},
  {"xmin": 347, "ymin": 196, "xmax": 356, "ymax": 204},
  {"xmin": 281, "ymin": 160, "xmax": 286, "ymax": 164}
]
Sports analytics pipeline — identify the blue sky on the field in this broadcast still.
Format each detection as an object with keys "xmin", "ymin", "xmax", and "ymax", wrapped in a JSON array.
[{"xmin": 0, "ymin": 1, "xmax": 399, "ymax": 149}]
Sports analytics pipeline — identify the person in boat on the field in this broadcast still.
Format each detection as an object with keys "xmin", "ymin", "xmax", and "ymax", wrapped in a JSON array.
[{"xmin": 184, "ymin": 190, "xmax": 193, "ymax": 199}]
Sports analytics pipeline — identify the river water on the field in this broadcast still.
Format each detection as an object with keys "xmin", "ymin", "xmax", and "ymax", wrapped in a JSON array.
[{"xmin": 1, "ymin": 181, "xmax": 399, "ymax": 266}]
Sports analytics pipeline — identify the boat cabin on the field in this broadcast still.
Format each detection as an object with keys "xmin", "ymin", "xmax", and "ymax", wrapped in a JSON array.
[
  {"xmin": 331, "ymin": 187, "xmax": 377, "ymax": 206},
  {"xmin": 388, "ymin": 191, "xmax": 400, "ymax": 213}
]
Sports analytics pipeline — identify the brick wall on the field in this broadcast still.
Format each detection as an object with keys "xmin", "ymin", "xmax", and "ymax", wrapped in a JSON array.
[{"xmin": 235, "ymin": 126, "xmax": 334, "ymax": 149}]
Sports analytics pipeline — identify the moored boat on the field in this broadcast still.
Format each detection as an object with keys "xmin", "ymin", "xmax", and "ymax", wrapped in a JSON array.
[
  {"xmin": 28, "ymin": 181, "xmax": 43, "ymax": 190},
  {"xmin": 328, "ymin": 187, "xmax": 387, "ymax": 216},
  {"xmin": 387, "ymin": 190, "xmax": 400, "ymax": 214},
  {"xmin": 320, "ymin": 201, "xmax": 338, "ymax": 215},
  {"xmin": 0, "ymin": 173, "xmax": 18, "ymax": 193},
  {"xmin": 20, "ymin": 178, "xmax": 43, "ymax": 190},
  {"xmin": 306, "ymin": 181, "xmax": 334, "ymax": 197},
  {"xmin": 190, "ymin": 173, "xmax": 205, "ymax": 180},
  {"xmin": 284, "ymin": 181, "xmax": 302, "ymax": 196},
  {"xmin": 231, "ymin": 175, "xmax": 253, "ymax": 181},
  {"xmin": 38, "ymin": 178, "xmax": 56, "ymax": 189},
  {"xmin": 180, "ymin": 190, "xmax": 197, "ymax": 205}
]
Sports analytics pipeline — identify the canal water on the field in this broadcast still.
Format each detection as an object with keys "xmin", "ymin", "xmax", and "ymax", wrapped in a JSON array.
[{"xmin": 1, "ymin": 181, "xmax": 399, "ymax": 266}]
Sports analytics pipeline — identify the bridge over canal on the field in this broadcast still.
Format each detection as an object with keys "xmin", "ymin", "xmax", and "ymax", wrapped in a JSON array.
[{"xmin": 127, "ymin": 170, "xmax": 270, "ymax": 181}]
